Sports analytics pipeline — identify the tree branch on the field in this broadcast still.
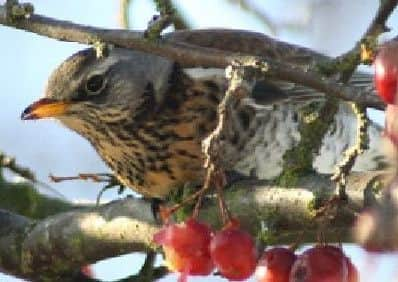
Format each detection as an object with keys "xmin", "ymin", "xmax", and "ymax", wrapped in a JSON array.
[
  {"xmin": 0, "ymin": 171, "xmax": 389, "ymax": 280},
  {"xmin": 333, "ymin": 0, "xmax": 398, "ymax": 80},
  {"xmin": 0, "ymin": 197, "xmax": 158, "ymax": 280},
  {"xmin": 0, "ymin": 2, "xmax": 384, "ymax": 109}
]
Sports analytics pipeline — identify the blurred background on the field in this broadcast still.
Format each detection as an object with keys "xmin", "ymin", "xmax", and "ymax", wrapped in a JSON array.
[{"xmin": 0, "ymin": 0, "xmax": 397, "ymax": 281}]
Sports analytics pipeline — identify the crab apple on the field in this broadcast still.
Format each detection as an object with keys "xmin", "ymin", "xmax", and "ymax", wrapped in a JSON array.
[
  {"xmin": 374, "ymin": 41, "xmax": 398, "ymax": 104},
  {"xmin": 153, "ymin": 218, "xmax": 214, "ymax": 280},
  {"xmin": 255, "ymin": 247, "xmax": 297, "ymax": 282},
  {"xmin": 210, "ymin": 223, "xmax": 257, "ymax": 280},
  {"xmin": 289, "ymin": 245, "xmax": 358, "ymax": 282}
]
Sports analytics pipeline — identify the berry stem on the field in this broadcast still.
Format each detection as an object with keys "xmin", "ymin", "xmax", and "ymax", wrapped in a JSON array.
[{"xmin": 167, "ymin": 164, "xmax": 215, "ymax": 216}]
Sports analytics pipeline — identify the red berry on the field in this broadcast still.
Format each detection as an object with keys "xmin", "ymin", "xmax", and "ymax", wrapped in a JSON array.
[
  {"xmin": 289, "ymin": 245, "xmax": 358, "ymax": 282},
  {"xmin": 210, "ymin": 224, "xmax": 257, "ymax": 280},
  {"xmin": 153, "ymin": 218, "xmax": 214, "ymax": 278},
  {"xmin": 374, "ymin": 41, "xmax": 398, "ymax": 104},
  {"xmin": 255, "ymin": 247, "xmax": 297, "ymax": 282}
]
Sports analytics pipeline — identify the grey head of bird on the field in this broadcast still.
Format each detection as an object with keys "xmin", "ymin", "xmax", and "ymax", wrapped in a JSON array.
[{"xmin": 21, "ymin": 47, "xmax": 178, "ymax": 139}]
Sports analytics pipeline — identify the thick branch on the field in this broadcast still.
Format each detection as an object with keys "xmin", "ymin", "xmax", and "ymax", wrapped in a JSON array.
[
  {"xmin": 0, "ymin": 171, "xmax": 388, "ymax": 280},
  {"xmin": 0, "ymin": 3, "xmax": 384, "ymax": 109},
  {"xmin": 0, "ymin": 198, "xmax": 158, "ymax": 280}
]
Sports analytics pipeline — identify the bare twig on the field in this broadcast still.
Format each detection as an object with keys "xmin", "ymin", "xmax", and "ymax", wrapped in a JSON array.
[
  {"xmin": 333, "ymin": 0, "xmax": 398, "ymax": 80},
  {"xmin": 331, "ymin": 104, "xmax": 369, "ymax": 198},
  {"xmin": 49, "ymin": 172, "xmax": 115, "ymax": 183},
  {"xmin": 49, "ymin": 173, "xmax": 125, "ymax": 205},
  {"xmin": 0, "ymin": 2, "xmax": 383, "ymax": 109},
  {"xmin": 166, "ymin": 166, "xmax": 214, "ymax": 217}
]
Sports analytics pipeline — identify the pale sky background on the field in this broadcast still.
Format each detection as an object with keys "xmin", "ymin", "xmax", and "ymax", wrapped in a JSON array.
[{"xmin": 0, "ymin": 0, "xmax": 398, "ymax": 281}]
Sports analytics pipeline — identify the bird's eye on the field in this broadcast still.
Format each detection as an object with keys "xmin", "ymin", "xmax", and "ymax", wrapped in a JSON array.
[{"xmin": 85, "ymin": 74, "xmax": 105, "ymax": 95}]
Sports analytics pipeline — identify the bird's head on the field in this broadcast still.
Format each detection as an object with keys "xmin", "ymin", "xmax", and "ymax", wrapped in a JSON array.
[{"xmin": 21, "ymin": 47, "xmax": 176, "ymax": 135}]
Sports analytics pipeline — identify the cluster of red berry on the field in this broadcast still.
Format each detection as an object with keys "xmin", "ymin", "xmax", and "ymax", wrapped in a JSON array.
[
  {"xmin": 153, "ymin": 218, "xmax": 256, "ymax": 282},
  {"xmin": 153, "ymin": 218, "xmax": 358, "ymax": 282},
  {"xmin": 256, "ymin": 245, "xmax": 358, "ymax": 282}
]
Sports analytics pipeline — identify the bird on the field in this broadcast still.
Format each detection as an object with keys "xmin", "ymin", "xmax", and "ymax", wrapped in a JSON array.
[{"xmin": 21, "ymin": 46, "xmax": 384, "ymax": 198}]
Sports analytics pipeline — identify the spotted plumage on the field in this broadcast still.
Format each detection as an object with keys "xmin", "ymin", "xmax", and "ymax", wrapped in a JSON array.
[{"xmin": 22, "ymin": 47, "xmax": 384, "ymax": 198}]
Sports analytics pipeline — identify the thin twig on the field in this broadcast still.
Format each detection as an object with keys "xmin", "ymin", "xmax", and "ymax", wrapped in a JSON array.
[
  {"xmin": 49, "ymin": 173, "xmax": 115, "ymax": 183},
  {"xmin": 331, "ymin": 104, "xmax": 369, "ymax": 198},
  {"xmin": 49, "ymin": 173, "xmax": 125, "ymax": 204},
  {"xmin": 201, "ymin": 59, "xmax": 266, "ymax": 223},
  {"xmin": 166, "ymin": 164, "xmax": 214, "ymax": 216},
  {"xmin": 333, "ymin": 0, "xmax": 398, "ymax": 80},
  {"xmin": 192, "ymin": 186, "xmax": 206, "ymax": 218}
]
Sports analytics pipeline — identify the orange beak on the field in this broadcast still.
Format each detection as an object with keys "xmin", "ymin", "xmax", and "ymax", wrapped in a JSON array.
[{"xmin": 21, "ymin": 98, "xmax": 70, "ymax": 120}]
